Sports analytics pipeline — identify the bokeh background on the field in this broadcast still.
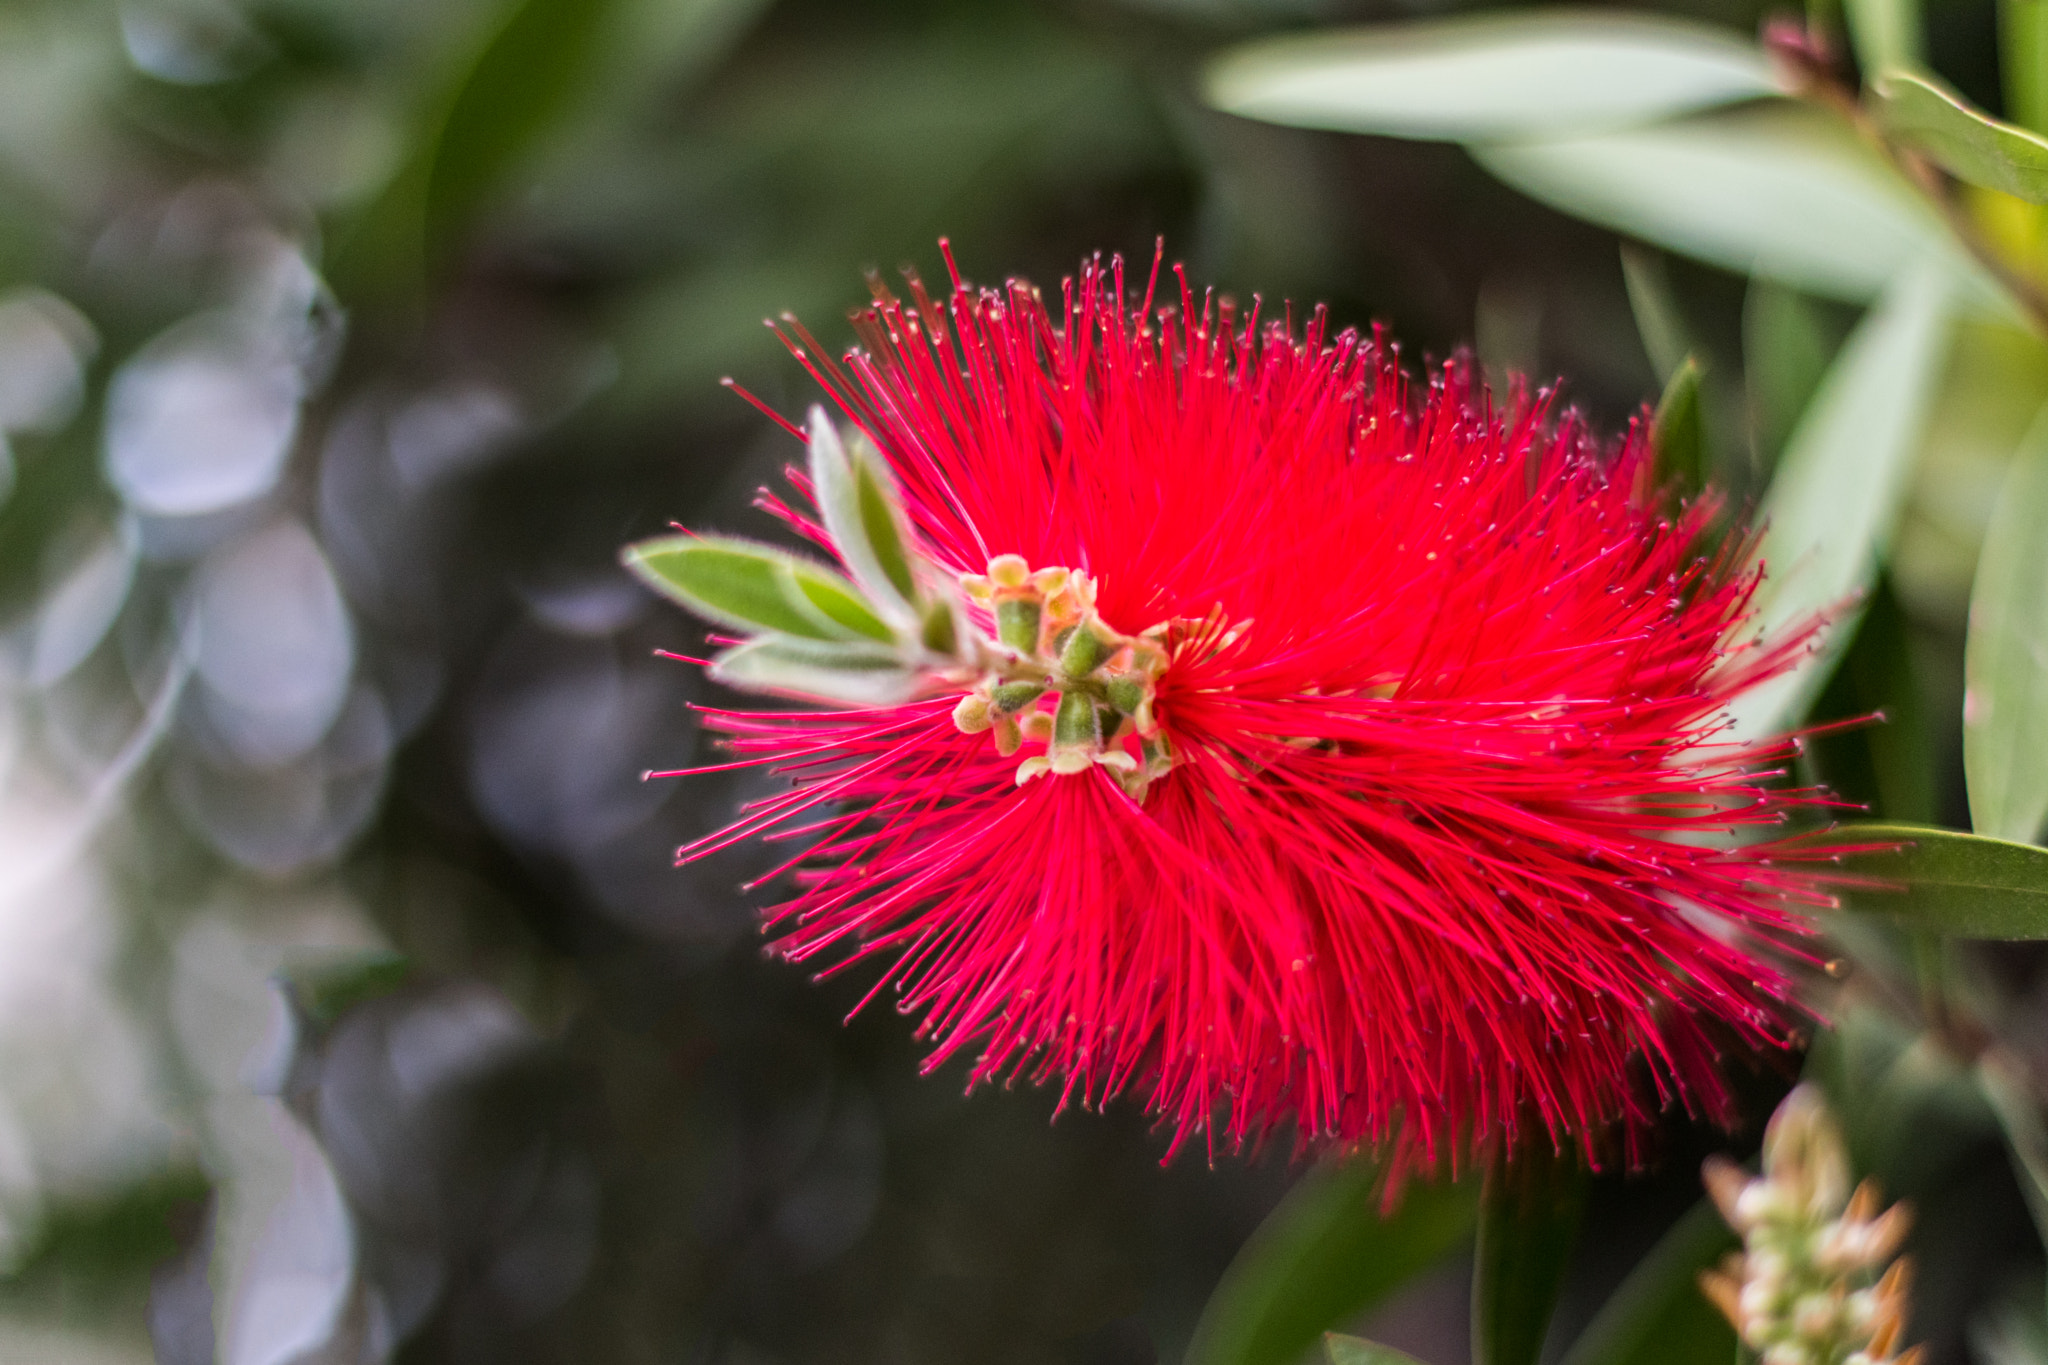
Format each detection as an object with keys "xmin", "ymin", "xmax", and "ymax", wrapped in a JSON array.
[{"xmin": 0, "ymin": 0, "xmax": 2038, "ymax": 1362}]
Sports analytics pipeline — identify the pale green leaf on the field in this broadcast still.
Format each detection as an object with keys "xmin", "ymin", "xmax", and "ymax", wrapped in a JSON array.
[
  {"xmin": 2003, "ymin": 0, "xmax": 2048, "ymax": 136},
  {"xmin": 1722, "ymin": 264, "xmax": 1953, "ymax": 743},
  {"xmin": 1204, "ymin": 13, "xmax": 1777, "ymax": 143},
  {"xmin": 707, "ymin": 636, "xmax": 917, "ymax": 706},
  {"xmin": 1471, "ymin": 1152, "xmax": 1583, "ymax": 1365},
  {"xmin": 1325, "ymin": 1334, "xmax": 1433, "ymax": 1365},
  {"xmin": 805, "ymin": 408, "xmax": 918, "ymax": 619},
  {"xmin": 1801, "ymin": 821, "xmax": 2048, "ymax": 937},
  {"xmin": 623, "ymin": 535, "xmax": 880, "ymax": 642},
  {"xmin": 1620, "ymin": 245, "xmax": 1689, "ymax": 384},
  {"xmin": 1844, "ymin": 0, "xmax": 1925, "ymax": 76},
  {"xmin": 1553, "ymin": 1200, "xmax": 1737, "ymax": 1365},
  {"xmin": 1472, "ymin": 103, "xmax": 1991, "ymax": 307},
  {"xmin": 1184, "ymin": 1162, "xmax": 1477, "ymax": 1365},
  {"xmin": 1965, "ymin": 399, "xmax": 2048, "ymax": 842},
  {"xmin": 1875, "ymin": 70, "xmax": 2048, "ymax": 204}
]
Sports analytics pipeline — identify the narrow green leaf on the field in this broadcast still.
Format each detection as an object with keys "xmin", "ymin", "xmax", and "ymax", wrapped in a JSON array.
[
  {"xmin": 777, "ymin": 560, "xmax": 895, "ymax": 643},
  {"xmin": 1722, "ymin": 264, "xmax": 1952, "ymax": 743},
  {"xmin": 1875, "ymin": 70, "xmax": 2048, "ymax": 204},
  {"xmin": 425, "ymin": 0, "xmax": 619, "ymax": 257},
  {"xmin": 1554, "ymin": 1200, "xmax": 1738, "ymax": 1365},
  {"xmin": 1325, "ymin": 1334, "xmax": 1433, "ymax": 1365},
  {"xmin": 855, "ymin": 452, "xmax": 918, "ymax": 602},
  {"xmin": 1966, "ymin": 399, "xmax": 2048, "ymax": 843},
  {"xmin": 1800, "ymin": 821, "xmax": 2048, "ymax": 937},
  {"xmin": 805, "ymin": 409, "xmax": 918, "ymax": 618},
  {"xmin": 1843, "ymin": 0, "xmax": 1925, "ymax": 75},
  {"xmin": 1471, "ymin": 1150, "xmax": 1585, "ymax": 1365},
  {"xmin": 1204, "ymin": 14, "xmax": 1777, "ymax": 143},
  {"xmin": 1185, "ymin": 1162, "xmax": 1478, "ymax": 1365},
  {"xmin": 1472, "ymin": 103, "xmax": 1991, "ymax": 308},
  {"xmin": 624, "ymin": 536, "xmax": 863, "ymax": 641},
  {"xmin": 1620, "ymin": 246, "xmax": 1689, "ymax": 384},
  {"xmin": 1743, "ymin": 280, "xmax": 1842, "ymax": 468},
  {"xmin": 2001, "ymin": 0, "xmax": 2048, "ymax": 136},
  {"xmin": 708, "ymin": 636, "xmax": 917, "ymax": 707},
  {"xmin": 333, "ymin": 0, "xmax": 620, "ymax": 294},
  {"xmin": 1977, "ymin": 1051, "xmax": 2048, "ymax": 1249},
  {"xmin": 1651, "ymin": 357, "xmax": 1705, "ymax": 492}
]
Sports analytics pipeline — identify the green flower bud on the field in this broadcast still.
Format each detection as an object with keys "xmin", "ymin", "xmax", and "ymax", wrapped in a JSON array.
[{"xmin": 996, "ymin": 598, "xmax": 1042, "ymax": 654}]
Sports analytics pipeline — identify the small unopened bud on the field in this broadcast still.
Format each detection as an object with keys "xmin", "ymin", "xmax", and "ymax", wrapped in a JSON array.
[
  {"xmin": 991, "ymin": 681, "xmax": 1047, "ymax": 714},
  {"xmin": 953, "ymin": 693, "xmax": 993, "ymax": 734},
  {"xmin": 1020, "ymin": 711, "xmax": 1054, "ymax": 743},
  {"xmin": 1060, "ymin": 625, "xmax": 1109, "ymax": 676},
  {"xmin": 1030, "ymin": 566, "xmax": 1070, "ymax": 595},
  {"xmin": 987, "ymin": 554, "xmax": 1030, "ymax": 588},
  {"xmin": 1703, "ymin": 1156, "xmax": 1752, "ymax": 1230},
  {"xmin": 1105, "ymin": 676, "xmax": 1146, "ymax": 715},
  {"xmin": 992, "ymin": 714, "xmax": 1022, "ymax": 757},
  {"xmin": 958, "ymin": 573, "xmax": 993, "ymax": 601},
  {"xmin": 996, "ymin": 598, "xmax": 1043, "ymax": 653}
]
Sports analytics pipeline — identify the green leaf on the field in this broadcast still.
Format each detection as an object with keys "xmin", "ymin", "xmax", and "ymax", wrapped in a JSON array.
[
  {"xmin": 1965, "ymin": 399, "xmax": 2048, "ymax": 842},
  {"xmin": 1620, "ymin": 246, "xmax": 1690, "ymax": 385},
  {"xmin": 1470, "ymin": 1151, "xmax": 1585, "ymax": 1365},
  {"xmin": 1722, "ymin": 264, "xmax": 1953, "ymax": 743},
  {"xmin": 707, "ymin": 636, "xmax": 917, "ymax": 706},
  {"xmin": 1874, "ymin": 70, "xmax": 2048, "ymax": 204},
  {"xmin": 624, "ymin": 535, "xmax": 882, "ymax": 642},
  {"xmin": 334, "ymin": 0, "xmax": 621, "ymax": 294},
  {"xmin": 1325, "ymin": 1334, "xmax": 1434, "ymax": 1365},
  {"xmin": 2002, "ymin": 0, "xmax": 2048, "ymax": 136},
  {"xmin": 1472, "ymin": 103, "xmax": 1991, "ymax": 308},
  {"xmin": 1844, "ymin": 0, "xmax": 1926, "ymax": 76},
  {"xmin": 1651, "ymin": 357, "xmax": 1705, "ymax": 493},
  {"xmin": 1743, "ymin": 281, "xmax": 1842, "ymax": 468},
  {"xmin": 805, "ymin": 408, "xmax": 919, "ymax": 619},
  {"xmin": 1185, "ymin": 1161, "xmax": 1478, "ymax": 1365},
  {"xmin": 1802, "ymin": 822, "xmax": 2048, "ymax": 936},
  {"xmin": 1204, "ymin": 14, "xmax": 1777, "ymax": 143},
  {"xmin": 1554, "ymin": 1200, "xmax": 1738, "ymax": 1365}
]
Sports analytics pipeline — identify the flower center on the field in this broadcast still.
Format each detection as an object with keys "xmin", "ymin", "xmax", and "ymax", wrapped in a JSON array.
[{"xmin": 949, "ymin": 555, "xmax": 1175, "ymax": 799}]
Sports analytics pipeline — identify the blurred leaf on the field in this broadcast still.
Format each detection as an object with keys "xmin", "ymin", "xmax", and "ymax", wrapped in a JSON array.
[
  {"xmin": 1744, "ymin": 281, "xmax": 1843, "ymax": 469},
  {"xmin": 1471, "ymin": 103, "xmax": 1990, "ymax": 307},
  {"xmin": 280, "ymin": 951, "xmax": 413, "ymax": 1032},
  {"xmin": 1807, "ymin": 578, "xmax": 1939, "ymax": 824},
  {"xmin": 1965, "ymin": 398, "xmax": 2048, "ymax": 842},
  {"xmin": 1977, "ymin": 1051, "xmax": 2048, "ymax": 1248},
  {"xmin": 1470, "ymin": 1151, "xmax": 1584, "ymax": 1365},
  {"xmin": 1844, "ymin": 0, "xmax": 1926, "ymax": 74},
  {"xmin": 335, "ymin": 0, "xmax": 621, "ymax": 295},
  {"xmin": 2004, "ymin": 0, "xmax": 2048, "ymax": 136},
  {"xmin": 1325, "ymin": 1333, "xmax": 1432, "ymax": 1365},
  {"xmin": 1185, "ymin": 1162, "xmax": 1478, "ymax": 1365},
  {"xmin": 1875, "ymin": 70, "xmax": 2048, "ymax": 204},
  {"xmin": 708, "ymin": 635, "xmax": 918, "ymax": 706},
  {"xmin": 1651, "ymin": 357, "xmax": 1705, "ymax": 492},
  {"xmin": 1554, "ymin": 1200, "xmax": 1737, "ymax": 1365},
  {"xmin": 0, "ymin": 1168, "xmax": 208, "ymax": 1290},
  {"xmin": 625, "ymin": 536, "xmax": 890, "ymax": 642},
  {"xmin": 1722, "ymin": 264, "xmax": 1952, "ymax": 743},
  {"xmin": 1620, "ymin": 246, "xmax": 1689, "ymax": 384},
  {"xmin": 1806, "ymin": 822, "xmax": 2048, "ymax": 936},
  {"xmin": 1204, "ymin": 14, "xmax": 1777, "ymax": 143}
]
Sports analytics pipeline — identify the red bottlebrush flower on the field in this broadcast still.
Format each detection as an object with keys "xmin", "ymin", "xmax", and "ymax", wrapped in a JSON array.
[{"xmin": 654, "ymin": 248, "xmax": 1839, "ymax": 1171}]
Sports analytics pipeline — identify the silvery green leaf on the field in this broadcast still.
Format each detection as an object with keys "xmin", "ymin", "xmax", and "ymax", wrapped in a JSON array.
[
  {"xmin": 806, "ymin": 406, "xmax": 919, "ymax": 619},
  {"xmin": 707, "ymin": 635, "xmax": 919, "ymax": 706},
  {"xmin": 1965, "ymin": 399, "xmax": 2048, "ymax": 843},
  {"xmin": 1723, "ymin": 263, "xmax": 1952, "ymax": 742},
  {"xmin": 622, "ymin": 534, "xmax": 891, "ymax": 642},
  {"xmin": 1473, "ymin": 103, "xmax": 1997, "ymax": 310},
  {"xmin": 1204, "ymin": 13, "xmax": 1778, "ymax": 143}
]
